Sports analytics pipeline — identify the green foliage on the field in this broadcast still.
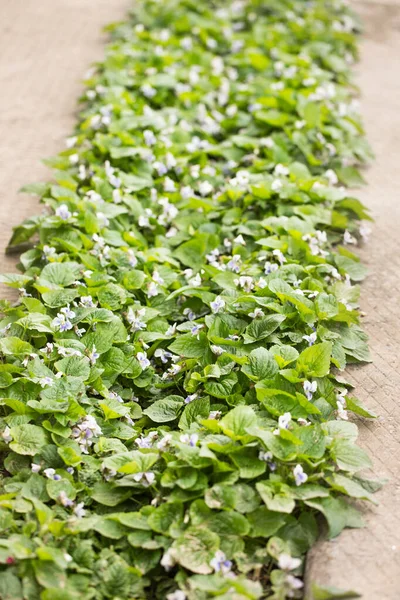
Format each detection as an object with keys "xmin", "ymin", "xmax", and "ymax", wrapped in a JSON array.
[{"xmin": 0, "ymin": 0, "xmax": 376, "ymax": 598}]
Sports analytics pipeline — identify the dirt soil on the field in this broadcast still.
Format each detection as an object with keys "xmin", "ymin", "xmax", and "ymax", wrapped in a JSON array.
[
  {"xmin": 0, "ymin": 2, "xmax": 399, "ymax": 599},
  {"xmin": 306, "ymin": 1, "xmax": 400, "ymax": 598}
]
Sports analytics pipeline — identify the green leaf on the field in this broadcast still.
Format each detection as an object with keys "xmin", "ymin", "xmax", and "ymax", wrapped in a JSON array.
[
  {"xmin": 172, "ymin": 527, "xmax": 219, "ymax": 574},
  {"xmin": 297, "ymin": 342, "xmax": 332, "ymax": 377},
  {"xmin": 9, "ymin": 424, "xmax": 48, "ymax": 456},
  {"xmin": 220, "ymin": 405, "xmax": 257, "ymax": 440},
  {"xmin": 143, "ymin": 396, "xmax": 184, "ymax": 423},
  {"xmin": 243, "ymin": 314, "xmax": 285, "ymax": 343}
]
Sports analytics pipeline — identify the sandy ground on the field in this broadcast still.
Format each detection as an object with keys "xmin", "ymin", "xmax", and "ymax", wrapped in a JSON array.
[
  {"xmin": 0, "ymin": 1, "xmax": 399, "ymax": 599},
  {"xmin": 306, "ymin": 1, "xmax": 400, "ymax": 598}
]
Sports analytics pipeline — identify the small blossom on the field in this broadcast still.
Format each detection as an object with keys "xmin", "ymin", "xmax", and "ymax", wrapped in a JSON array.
[
  {"xmin": 209, "ymin": 410, "xmax": 222, "ymax": 419},
  {"xmin": 198, "ymin": 180, "xmax": 213, "ymax": 196},
  {"xmin": 137, "ymin": 352, "xmax": 150, "ymax": 370},
  {"xmin": 58, "ymin": 491, "xmax": 75, "ymax": 508},
  {"xmin": 73, "ymin": 503, "xmax": 86, "ymax": 518},
  {"xmin": 272, "ymin": 249, "xmax": 286, "ymax": 265},
  {"xmin": 302, "ymin": 332, "xmax": 317, "ymax": 346},
  {"xmin": 293, "ymin": 464, "xmax": 308, "ymax": 486},
  {"xmin": 55, "ymin": 204, "xmax": 72, "ymax": 220},
  {"xmin": 274, "ymin": 412, "xmax": 291, "ymax": 435},
  {"xmin": 210, "ymin": 550, "xmax": 232, "ymax": 574},
  {"xmin": 210, "ymin": 296, "xmax": 225, "ymax": 314},
  {"xmin": 88, "ymin": 345, "xmax": 100, "ymax": 365},
  {"xmin": 167, "ymin": 591, "xmax": 187, "ymax": 600},
  {"xmin": 133, "ymin": 471, "xmax": 155, "ymax": 486},
  {"xmin": 211, "ymin": 345, "xmax": 224, "ymax": 355},
  {"xmin": 79, "ymin": 295, "xmax": 96, "ymax": 308},
  {"xmin": 343, "ymin": 230, "xmax": 357, "ymax": 245},
  {"xmin": 1, "ymin": 427, "xmax": 12, "ymax": 443},
  {"xmin": 161, "ymin": 548, "xmax": 176, "ymax": 571},
  {"xmin": 180, "ymin": 433, "xmax": 198, "ymax": 447},
  {"xmin": 31, "ymin": 463, "xmax": 41, "ymax": 473},
  {"xmin": 184, "ymin": 393, "xmax": 198, "ymax": 404},
  {"xmin": 303, "ymin": 380, "xmax": 317, "ymax": 401},
  {"xmin": 157, "ymin": 433, "xmax": 173, "ymax": 451},
  {"xmin": 39, "ymin": 376, "xmax": 53, "ymax": 388},
  {"xmin": 278, "ymin": 553, "xmax": 302, "ymax": 571},
  {"xmin": 249, "ymin": 307, "xmax": 264, "ymax": 319}
]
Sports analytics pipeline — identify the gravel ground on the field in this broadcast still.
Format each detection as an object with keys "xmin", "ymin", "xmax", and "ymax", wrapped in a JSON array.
[{"xmin": 0, "ymin": 2, "xmax": 398, "ymax": 599}]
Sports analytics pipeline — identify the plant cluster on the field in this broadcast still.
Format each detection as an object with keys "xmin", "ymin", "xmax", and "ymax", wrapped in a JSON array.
[{"xmin": 0, "ymin": 0, "xmax": 376, "ymax": 598}]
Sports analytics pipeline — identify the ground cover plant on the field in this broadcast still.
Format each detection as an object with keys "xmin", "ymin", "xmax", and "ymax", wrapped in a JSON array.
[{"xmin": 0, "ymin": 0, "xmax": 377, "ymax": 598}]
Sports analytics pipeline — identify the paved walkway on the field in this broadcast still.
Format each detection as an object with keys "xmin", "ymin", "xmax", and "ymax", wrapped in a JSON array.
[
  {"xmin": 0, "ymin": 2, "xmax": 399, "ymax": 599},
  {"xmin": 0, "ymin": 0, "xmax": 129, "ymax": 300},
  {"xmin": 306, "ymin": 1, "xmax": 400, "ymax": 598}
]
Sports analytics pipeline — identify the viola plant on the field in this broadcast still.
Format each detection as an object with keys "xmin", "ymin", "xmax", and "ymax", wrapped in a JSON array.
[{"xmin": 0, "ymin": 0, "xmax": 377, "ymax": 598}]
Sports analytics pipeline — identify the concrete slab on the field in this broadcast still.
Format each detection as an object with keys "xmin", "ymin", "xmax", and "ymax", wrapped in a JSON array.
[{"xmin": 306, "ymin": 2, "xmax": 400, "ymax": 599}]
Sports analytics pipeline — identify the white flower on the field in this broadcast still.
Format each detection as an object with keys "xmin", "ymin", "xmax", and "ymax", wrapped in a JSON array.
[
  {"xmin": 39, "ymin": 376, "xmax": 53, "ymax": 388},
  {"xmin": 235, "ymin": 276, "xmax": 254, "ymax": 292},
  {"xmin": 71, "ymin": 501, "xmax": 85, "ymax": 518},
  {"xmin": 293, "ymin": 464, "xmax": 308, "ymax": 486},
  {"xmin": 303, "ymin": 380, "xmax": 317, "ymax": 401},
  {"xmin": 133, "ymin": 472, "xmax": 155, "ymax": 486},
  {"xmin": 180, "ymin": 433, "xmax": 198, "ymax": 447},
  {"xmin": 147, "ymin": 281, "xmax": 159, "ymax": 297},
  {"xmin": 71, "ymin": 415, "xmax": 102, "ymax": 454},
  {"xmin": 42, "ymin": 245, "xmax": 57, "ymax": 259},
  {"xmin": 302, "ymin": 332, "xmax": 317, "ymax": 346},
  {"xmin": 137, "ymin": 352, "xmax": 150, "ymax": 370},
  {"xmin": 274, "ymin": 412, "xmax": 291, "ymax": 435},
  {"xmin": 157, "ymin": 433, "xmax": 173, "ymax": 451},
  {"xmin": 161, "ymin": 548, "xmax": 176, "ymax": 571},
  {"xmin": 211, "ymin": 345, "xmax": 224, "ymax": 355},
  {"xmin": 233, "ymin": 234, "xmax": 246, "ymax": 246},
  {"xmin": 273, "ymin": 249, "xmax": 286, "ymax": 265},
  {"xmin": 249, "ymin": 307, "xmax": 264, "ymax": 319},
  {"xmin": 210, "ymin": 550, "xmax": 232, "ymax": 574},
  {"xmin": 127, "ymin": 307, "xmax": 147, "ymax": 332},
  {"xmin": 31, "ymin": 463, "xmax": 41, "ymax": 473},
  {"xmin": 88, "ymin": 345, "xmax": 100, "ymax": 365},
  {"xmin": 336, "ymin": 401, "xmax": 348, "ymax": 420},
  {"xmin": 198, "ymin": 180, "xmax": 213, "ymax": 196},
  {"xmin": 58, "ymin": 491, "xmax": 74, "ymax": 508},
  {"xmin": 324, "ymin": 169, "xmax": 338, "ymax": 185},
  {"xmin": 43, "ymin": 468, "xmax": 61, "ymax": 480},
  {"xmin": 274, "ymin": 163, "xmax": 289, "ymax": 177},
  {"xmin": 286, "ymin": 574, "xmax": 304, "ymax": 595},
  {"xmin": 210, "ymin": 296, "xmax": 225, "ymax": 313},
  {"xmin": 271, "ymin": 179, "xmax": 283, "ymax": 192},
  {"xmin": 343, "ymin": 230, "xmax": 357, "ymax": 245},
  {"xmin": 167, "ymin": 590, "xmax": 186, "ymax": 600},
  {"xmin": 278, "ymin": 553, "xmax": 302, "ymax": 571},
  {"xmin": 227, "ymin": 254, "xmax": 241, "ymax": 273},
  {"xmin": 1, "ymin": 427, "xmax": 12, "ymax": 443},
  {"xmin": 209, "ymin": 410, "xmax": 222, "ymax": 419},
  {"xmin": 55, "ymin": 204, "xmax": 72, "ymax": 220},
  {"xmin": 79, "ymin": 295, "xmax": 95, "ymax": 308},
  {"xmin": 264, "ymin": 261, "xmax": 279, "ymax": 275},
  {"xmin": 141, "ymin": 84, "xmax": 156, "ymax": 98},
  {"xmin": 143, "ymin": 129, "xmax": 156, "ymax": 146}
]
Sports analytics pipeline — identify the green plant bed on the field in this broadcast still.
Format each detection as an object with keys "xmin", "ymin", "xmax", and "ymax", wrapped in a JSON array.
[{"xmin": 0, "ymin": 1, "xmax": 376, "ymax": 598}]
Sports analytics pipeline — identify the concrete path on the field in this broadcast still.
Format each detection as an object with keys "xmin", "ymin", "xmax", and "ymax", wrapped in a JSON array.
[
  {"xmin": 306, "ymin": 1, "xmax": 400, "ymax": 598},
  {"xmin": 0, "ymin": 0, "xmax": 130, "ymax": 300},
  {"xmin": 0, "ymin": 1, "xmax": 399, "ymax": 599}
]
